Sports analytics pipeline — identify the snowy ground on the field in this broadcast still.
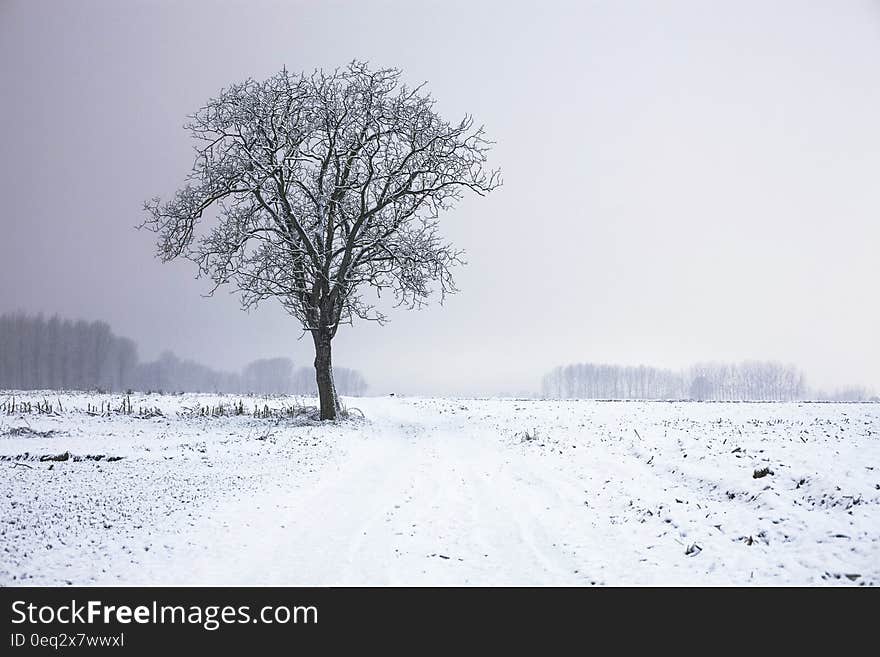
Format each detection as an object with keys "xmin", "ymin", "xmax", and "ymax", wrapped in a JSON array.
[{"xmin": 1, "ymin": 391, "xmax": 877, "ymax": 586}]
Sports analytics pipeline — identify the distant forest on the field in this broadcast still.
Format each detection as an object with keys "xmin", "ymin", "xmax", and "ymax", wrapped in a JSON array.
[
  {"xmin": 541, "ymin": 361, "xmax": 876, "ymax": 402},
  {"xmin": 0, "ymin": 312, "xmax": 367, "ymax": 396}
]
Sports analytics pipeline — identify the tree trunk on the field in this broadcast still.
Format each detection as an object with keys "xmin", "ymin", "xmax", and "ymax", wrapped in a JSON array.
[{"xmin": 313, "ymin": 329, "xmax": 340, "ymax": 420}]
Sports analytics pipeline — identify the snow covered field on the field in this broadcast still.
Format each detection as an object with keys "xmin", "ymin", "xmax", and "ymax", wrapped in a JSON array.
[{"xmin": 1, "ymin": 391, "xmax": 877, "ymax": 586}]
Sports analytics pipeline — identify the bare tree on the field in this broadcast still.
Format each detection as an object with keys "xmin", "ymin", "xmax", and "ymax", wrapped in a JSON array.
[
  {"xmin": 242, "ymin": 357, "xmax": 294, "ymax": 395},
  {"xmin": 688, "ymin": 375, "xmax": 712, "ymax": 401},
  {"xmin": 143, "ymin": 62, "xmax": 499, "ymax": 419},
  {"xmin": 540, "ymin": 360, "xmax": 820, "ymax": 401}
]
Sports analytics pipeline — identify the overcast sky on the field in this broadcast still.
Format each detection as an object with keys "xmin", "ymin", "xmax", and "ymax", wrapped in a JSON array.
[{"xmin": 1, "ymin": 0, "xmax": 878, "ymax": 396}]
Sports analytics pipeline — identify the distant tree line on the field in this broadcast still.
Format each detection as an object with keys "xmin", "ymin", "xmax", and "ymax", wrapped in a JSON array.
[
  {"xmin": 541, "ymin": 360, "xmax": 875, "ymax": 402},
  {"xmin": 0, "ymin": 312, "xmax": 367, "ymax": 396},
  {"xmin": 0, "ymin": 313, "xmax": 138, "ymax": 392}
]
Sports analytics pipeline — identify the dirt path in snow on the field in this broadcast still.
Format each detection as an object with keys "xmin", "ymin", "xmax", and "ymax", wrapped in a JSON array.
[{"xmin": 123, "ymin": 401, "xmax": 600, "ymax": 585}]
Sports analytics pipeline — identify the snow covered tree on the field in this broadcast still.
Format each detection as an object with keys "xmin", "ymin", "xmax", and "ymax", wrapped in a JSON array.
[{"xmin": 143, "ymin": 62, "xmax": 499, "ymax": 419}]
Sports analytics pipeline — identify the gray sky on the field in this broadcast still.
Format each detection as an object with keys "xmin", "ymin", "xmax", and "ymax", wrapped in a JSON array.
[{"xmin": 1, "ymin": 0, "xmax": 878, "ymax": 396}]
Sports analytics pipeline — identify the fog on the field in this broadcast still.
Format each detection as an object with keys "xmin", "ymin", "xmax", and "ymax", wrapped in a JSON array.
[{"xmin": 1, "ymin": 0, "xmax": 878, "ymax": 396}]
